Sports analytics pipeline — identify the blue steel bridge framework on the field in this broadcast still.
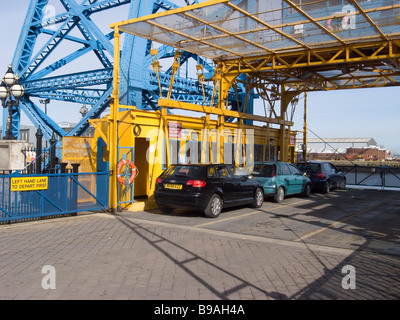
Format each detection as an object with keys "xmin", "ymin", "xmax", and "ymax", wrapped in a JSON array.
[{"xmin": 2, "ymin": 0, "xmax": 248, "ymax": 152}]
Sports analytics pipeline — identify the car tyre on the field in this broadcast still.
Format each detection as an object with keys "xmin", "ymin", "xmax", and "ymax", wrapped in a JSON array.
[
  {"xmin": 204, "ymin": 194, "xmax": 223, "ymax": 218},
  {"xmin": 252, "ymin": 188, "xmax": 264, "ymax": 208},
  {"xmin": 274, "ymin": 186, "xmax": 285, "ymax": 203},
  {"xmin": 339, "ymin": 178, "xmax": 346, "ymax": 190},
  {"xmin": 302, "ymin": 184, "xmax": 311, "ymax": 197},
  {"xmin": 321, "ymin": 181, "xmax": 330, "ymax": 194},
  {"xmin": 159, "ymin": 205, "xmax": 173, "ymax": 214}
]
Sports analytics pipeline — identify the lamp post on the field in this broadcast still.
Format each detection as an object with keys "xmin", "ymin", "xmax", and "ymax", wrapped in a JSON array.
[
  {"xmin": 79, "ymin": 93, "xmax": 88, "ymax": 118},
  {"xmin": 0, "ymin": 65, "xmax": 25, "ymax": 140},
  {"xmin": 39, "ymin": 98, "xmax": 50, "ymax": 116},
  {"xmin": 39, "ymin": 98, "xmax": 50, "ymax": 148},
  {"xmin": 79, "ymin": 104, "xmax": 88, "ymax": 118}
]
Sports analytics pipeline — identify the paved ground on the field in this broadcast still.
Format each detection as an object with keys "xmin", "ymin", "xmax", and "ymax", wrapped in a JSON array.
[{"xmin": 0, "ymin": 188, "xmax": 399, "ymax": 300}]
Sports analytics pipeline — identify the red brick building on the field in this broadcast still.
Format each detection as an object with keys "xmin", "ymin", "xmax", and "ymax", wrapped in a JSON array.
[
  {"xmin": 346, "ymin": 147, "xmax": 392, "ymax": 161},
  {"xmin": 296, "ymin": 138, "xmax": 393, "ymax": 161}
]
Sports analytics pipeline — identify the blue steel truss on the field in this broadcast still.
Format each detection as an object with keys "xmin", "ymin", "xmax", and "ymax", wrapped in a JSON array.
[{"xmin": 3, "ymin": 0, "xmax": 249, "ymax": 152}]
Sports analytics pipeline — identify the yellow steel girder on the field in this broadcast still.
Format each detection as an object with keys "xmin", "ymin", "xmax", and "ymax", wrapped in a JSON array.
[{"xmin": 223, "ymin": 40, "xmax": 400, "ymax": 74}]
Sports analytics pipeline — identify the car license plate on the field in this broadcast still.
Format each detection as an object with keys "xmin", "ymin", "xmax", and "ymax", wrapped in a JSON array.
[{"xmin": 165, "ymin": 183, "xmax": 182, "ymax": 190}]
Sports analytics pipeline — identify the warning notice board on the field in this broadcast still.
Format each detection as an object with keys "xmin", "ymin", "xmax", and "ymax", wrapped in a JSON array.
[
  {"xmin": 11, "ymin": 177, "xmax": 48, "ymax": 192},
  {"xmin": 168, "ymin": 122, "xmax": 182, "ymax": 139}
]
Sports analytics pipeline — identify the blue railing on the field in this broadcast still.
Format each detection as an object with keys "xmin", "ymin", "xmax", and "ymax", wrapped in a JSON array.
[{"xmin": 0, "ymin": 171, "xmax": 110, "ymax": 223}]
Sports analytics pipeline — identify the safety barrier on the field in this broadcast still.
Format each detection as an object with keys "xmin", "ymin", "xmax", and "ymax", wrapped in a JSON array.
[
  {"xmin": 0, "ymin": 171, "xmax": 110, "ymax": 224},
  {"xmin": 337, "ymin": 165, "xmax": 400, "ymax": 189}
]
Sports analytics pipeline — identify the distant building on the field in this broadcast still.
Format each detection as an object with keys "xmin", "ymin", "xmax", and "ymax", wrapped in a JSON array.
[
  {"xmin": 346, "ymin": 147, "xmax": 392, "ymax": 161},
  {"xmin": 1, "ymin": 123, "xmax": 94, "ymax": 148},
  {"xmin": 1, "ymin": 125, "xmax": 37, "ymax": 146},
  {"xmin": 296, "ymin": 138, "xmax": 392, "ymax": 161}
]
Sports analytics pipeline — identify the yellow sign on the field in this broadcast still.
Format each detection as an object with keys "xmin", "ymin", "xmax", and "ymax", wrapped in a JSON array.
[{"xmin": 11, "ymin": 177, "xmax": 48, "ymax": 192}]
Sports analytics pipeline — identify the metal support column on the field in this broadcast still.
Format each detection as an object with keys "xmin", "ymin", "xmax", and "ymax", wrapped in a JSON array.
[
  {"xmin": 303, "ymin": 92, "xmax": 308, "ymax": 162},
  {"xmin": 109, "ymin": 27, "xmax": 121, "ymax": 212}
]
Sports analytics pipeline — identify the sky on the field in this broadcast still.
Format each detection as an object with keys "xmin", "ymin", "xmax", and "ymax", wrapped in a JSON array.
[{"xmin": 1, "ymin": 0, "xmax": 399, "ymax": 154}]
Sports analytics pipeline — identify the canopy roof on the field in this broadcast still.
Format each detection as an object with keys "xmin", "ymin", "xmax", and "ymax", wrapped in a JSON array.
[
  {"xmin": 114, "ymin": 0, "xmax": 400, "ymax": 59},
  {"xmin": 112, "ymin": 0, "xmax": 400, "ymax": 90}
]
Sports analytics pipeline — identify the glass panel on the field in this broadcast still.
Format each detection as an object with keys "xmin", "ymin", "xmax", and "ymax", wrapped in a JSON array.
[
  {"xmin": 205, "ymin": 36, "xmax": 266, "ymax": 55},
  {"xmin": 358, "ymin": 5, "xmax": 400, "ymax": 36},
  {"xmin": 118, "ymin": 0, "xmax": 400, "ymax": 60},
  {"xmin": 216, "ymin": 166, "xmax": 231, "ymax": 178},
  {"xmin": 289, "ymin": 165, "xmax": 301, "ymax": 175},
  {"xmin": 120, "ymin": 21, "xmax": 164, "ymax": 37},
  {"xmin": 252, "ymin": 164, "xmax": 276, "ymax": 177},
  {"xmin": 190, "ymin": 3, "xmax": 238, "ymax": 25},
  {"xmin": 298, "ymin": 0, "xmax": 328, "ymax": 12},
  {"xmin": 153, "ymin": 14, "xmax": 189, "ymax": 31},
  {"xmin": 328, "ymin": 0, "xmax": 342, "ymax": 8},
  {"xmin": 211, "ymin": 16, "xmax": 267, "ymax": 33},
  {"xmin": 280, "ymin": 164, "xmax": 291, "ymax": 175},
  {"xmin": 244, "ymin": 0, "xmax": 286, "ymax": 25},
  {"xmin": 180, "ymin": 25, "xmax": 226, "ymax": 41},
  {"xmin": 247, "ymin": 29, "xmax": 303, "ymax": 50},
  {"xmin": 178, "ymin": 42, "xmax": 233, "ymax": 59}
]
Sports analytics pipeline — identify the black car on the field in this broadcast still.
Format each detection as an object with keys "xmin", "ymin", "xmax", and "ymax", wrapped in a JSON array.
[
  {"xmin": 154, "ymin": 164, "xmax": 264, "ymax": 218},
  {"xmin": 297, "ymin": 161, "xmax": 346, "ymax": 193}
]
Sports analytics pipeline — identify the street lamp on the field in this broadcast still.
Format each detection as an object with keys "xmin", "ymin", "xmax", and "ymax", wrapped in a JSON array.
[
  {"xmin": 39, "ymin": 98, "xmax": 50, "ymax": 116},
  {"xmin": 79, "ymin": 104, "xmax": 88, "ymax": 118},
  {"xmin": 0, "ymin": 64, "xmax": 25, "ymax": 140},
  {"xmin": 39, "ymin": 98, "xmax": 50, "ymax": 148},
  {"xmin": 79, "ymin": 93, "xmax": 88, "ymax": 118}
]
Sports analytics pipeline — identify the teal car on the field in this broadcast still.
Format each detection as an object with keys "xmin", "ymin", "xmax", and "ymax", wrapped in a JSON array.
[{"xmin": 250, "ymin": 162, "xmax": 311, "ymax": 203}]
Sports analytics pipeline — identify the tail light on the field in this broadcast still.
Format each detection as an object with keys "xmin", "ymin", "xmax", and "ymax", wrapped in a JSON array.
[
  {"xmin": 316, "ymin": 172, "xmax": 324, "ymax": 179},
  {"xmin": 156, "ymin": 177, "xmax": 162, "ymax": 184},
  {"xmin": 272, "ymin": 165, "xmax": 276, "ymax": 177},
  {"xmin": 187, "ymin": 180, "xmax": 206, "ymax": 188}
]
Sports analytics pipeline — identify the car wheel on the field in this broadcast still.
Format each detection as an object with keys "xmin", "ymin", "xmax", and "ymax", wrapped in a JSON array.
[
  {"xmin": 302, "ymin": 184, "xmax": 311, "ymax": 197},
  {"xmin": 159, "ymin": 205, "xmax": 173, "ymax": 214},
  {"xmin": 339, "ymin": 178, "xmax": 346, "ymax": 190},
  {"xmin": 252, "ymin": 188, "xmax": 264, "ymax": 208},
  {"xmin": 204, "ymin": 194, "xmax": 223, "ymax": 218},
  {"xmin": 274, "ymin": 186, "xmax": 285, "ymax": 203},
  {"xmin": 321, "ymin": 181, "xmax": 330, "ymax": 194}
]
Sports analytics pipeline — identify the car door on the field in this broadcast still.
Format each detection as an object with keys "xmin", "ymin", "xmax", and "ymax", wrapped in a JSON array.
[
  {"xmin": 206, "ymin": 165, "xmax": 224, "ymax": 195},
  {"xmin": 230, "ymin": 166, "xmax": 254, "ymax": 203},
  {"xmin": 328, "ymin": 163, "xmax": 341, "ymax": 187},
  {"xmin": 278, "ymin": 163, "xmax": 295, "ymax": 195},
  {"xmin": 215, "ymin": 165, "xmax": 236, "ymax": 205},
  {"xmin": 288, "ymin": 164, "xmax": 303, "ymax": 194}
]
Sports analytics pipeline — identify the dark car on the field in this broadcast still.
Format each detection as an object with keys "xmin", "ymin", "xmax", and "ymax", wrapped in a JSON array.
[
  {"xmin": 297, "ymin": 161, "xmax": 346, "ymax": 193},
  {"xmin": 154, "ymin": 164, "xmax": 264, "ymax": 218}
]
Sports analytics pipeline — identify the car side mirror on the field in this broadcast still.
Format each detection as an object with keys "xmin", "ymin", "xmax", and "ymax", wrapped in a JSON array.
[{"xmin": 241, "ymin": 174, "xmax": 253, "ymax": 180}]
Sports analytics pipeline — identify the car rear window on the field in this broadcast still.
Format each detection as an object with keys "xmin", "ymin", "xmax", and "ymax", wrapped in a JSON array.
[
  {"xmin": 163, "ymin": 165, "xmax": 202, "ymax": 178},
  {"xmin": 298, "ymin": 163, "xmax": 321, "ymax": 172},
  {"xmin": 252, "ymin": 164, "xmax": 275, "ymax": 177}
]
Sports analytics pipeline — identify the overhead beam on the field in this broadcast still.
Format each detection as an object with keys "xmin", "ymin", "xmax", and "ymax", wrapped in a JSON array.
[
  {"xmin": 224, "ymin": 40, "xmax": 400, "ymax": 75},
  {"xmin": 158, "ymin": 98, "xmax": 293, "ymax": 126}
]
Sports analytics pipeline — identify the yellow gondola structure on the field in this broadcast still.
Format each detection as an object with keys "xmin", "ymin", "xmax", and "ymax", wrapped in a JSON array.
[{"xmin": 67, "ymin": 0, "xmax": 400, "ymax": 211}]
